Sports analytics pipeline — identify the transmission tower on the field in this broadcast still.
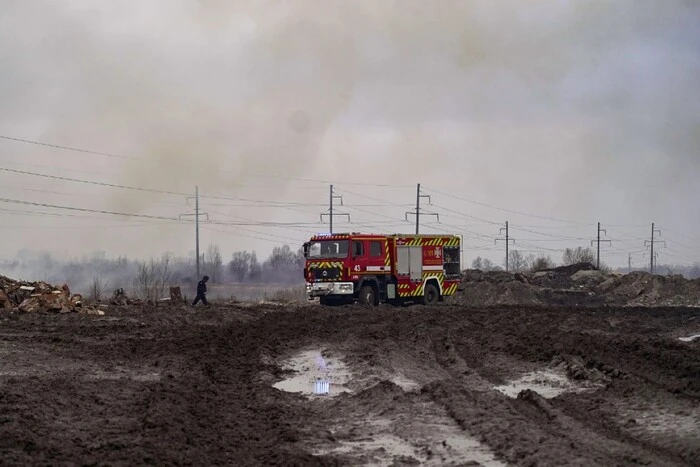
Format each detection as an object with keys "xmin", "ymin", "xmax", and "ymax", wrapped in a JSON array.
[
  {"xmin": 319, "ymin": 184, "xmax": 349, "ymax": 234},
  {"xmin": 591, "ymin": 222, "xmax": 611, "ymax": 270},
  {"xmin": 495, "ymin": 221, "xmax": 515, "ymax": 271},
  {"xmin": 405, "ymin": 183, "xmax": 438, "ymax": 234},
  {"xmin": 644, "ymin": 223, "xmax": 665, "ymax": 274},
  {"xmin": 179, "ymin": 186, "xmax": 209, "ymax": 279}
]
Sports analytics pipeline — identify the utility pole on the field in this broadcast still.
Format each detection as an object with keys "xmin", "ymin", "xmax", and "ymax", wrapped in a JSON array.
[
  {"xmin": 405, "ymin": 183, "xmax": 438, "ymax": 234},
  {"xmin": 179, "ymin": 186, "xmax": 209, "ymax": 280},
  {"xmin": 644, "ymin": 223, "xmax": 665, "ymax": 274},
  {"xmin": 319, "ymin": 184, "xmax": 349, "ymax": 234},
  {"xmin": 196, "ymin": 186, "xmax": 199, "ymax": 278},
  {"xmin": 495, "ymin": 221, "xmax": 515, "ymax": 271},
  {"xmin": 644, "ymin": 251, "xmax": 659, "ymax": 273},
  {"xmin": 628, "ymin": 253, "xmax": 632, "ymax": 274},
  {"xmin": 590, "ymin": 222, "xmax": 611, "ymax": 270}
]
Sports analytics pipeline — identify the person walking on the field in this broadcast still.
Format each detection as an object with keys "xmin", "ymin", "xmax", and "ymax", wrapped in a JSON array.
[{"xmin": 192, "ymin": 275, "xmax": 210, "ymax": 306}]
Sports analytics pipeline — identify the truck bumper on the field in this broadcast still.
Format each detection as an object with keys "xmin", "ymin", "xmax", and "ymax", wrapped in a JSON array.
[{"xmin": 306, "ymin": 282, "xmax": 354, "ymax": 297}]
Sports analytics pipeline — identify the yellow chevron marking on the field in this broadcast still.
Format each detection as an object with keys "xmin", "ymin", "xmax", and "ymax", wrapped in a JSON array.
[{"xmin": 308, "ymin": 261, "xmax": 343, "ymax": 269}]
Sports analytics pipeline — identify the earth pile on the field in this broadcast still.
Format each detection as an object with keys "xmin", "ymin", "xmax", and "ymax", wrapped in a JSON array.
[{"xmin": 451, "ymin": 263, "xmax": 700, "ymax": 307}]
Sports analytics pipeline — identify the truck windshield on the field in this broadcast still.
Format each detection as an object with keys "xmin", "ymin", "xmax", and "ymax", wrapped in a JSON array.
[{"xmin": 308, "ymin": 240, "xmax": 349, "ymax": 259}]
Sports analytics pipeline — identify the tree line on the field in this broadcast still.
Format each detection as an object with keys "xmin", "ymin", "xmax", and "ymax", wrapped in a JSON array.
[
  {"xmin": 1, "ymin": 244, "xmax": 306, "ymax": 299},
  {"xmin": 471, "ymin": 246, "xmax": 700, "ymax": 278}
]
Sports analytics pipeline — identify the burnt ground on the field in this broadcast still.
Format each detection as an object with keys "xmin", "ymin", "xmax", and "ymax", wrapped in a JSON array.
[{"xmin": 0, "ymin": 304, "xmax": 698, "ymax": 466}]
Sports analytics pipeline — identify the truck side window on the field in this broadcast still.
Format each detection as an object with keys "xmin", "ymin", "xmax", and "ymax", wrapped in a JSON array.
[
  {"xmin": 353, "ymin": 241, "xmax": 364, "ymax": 257},
  {"xmin": 369, "ymin": 241, "xmax": 382, "ymax": 257}
]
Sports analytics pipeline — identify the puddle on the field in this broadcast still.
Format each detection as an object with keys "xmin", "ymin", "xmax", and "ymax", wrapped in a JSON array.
[
  {"xmin": 678, "ymin": 334, "xmax": 700, "ymax": 342},
  {"xmin": 494, "ymin": 369, "xmax": 593, "ymax": 399},
  {"xmin": 273, "ymin": 349, "xmax": 351, "ymax": 397},
  {"xmin": 322, "ymin": 433, "xmax": 416, "ymax": 459},
  {"xmin": 315, "ymin": 414, "xmax": 505, "ymax": 466}
]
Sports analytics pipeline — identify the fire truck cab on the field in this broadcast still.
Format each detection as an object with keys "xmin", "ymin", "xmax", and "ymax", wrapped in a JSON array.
[{"xmin": 302, "ymin": 232, "xmax": 462, "ymax": 306}]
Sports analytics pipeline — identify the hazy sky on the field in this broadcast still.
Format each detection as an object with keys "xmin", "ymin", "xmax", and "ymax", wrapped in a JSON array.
[{"xmin": 0, "ymin": 0, "xmax": 698, "ymax": 269}]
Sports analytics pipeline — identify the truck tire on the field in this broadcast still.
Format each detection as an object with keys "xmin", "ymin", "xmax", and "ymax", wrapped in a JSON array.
[
  {"xmin": 358, "ymin": 285, "xmax": 377, "ymax": 307},
  {"xmin": 422, "ymin": 283, "xmax": 439, "ymax": 306}
]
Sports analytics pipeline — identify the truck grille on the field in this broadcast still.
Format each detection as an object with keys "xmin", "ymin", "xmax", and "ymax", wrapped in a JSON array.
[{"xmin": 313, "ymin": 267, "xmax": 341, "ymax": 281}]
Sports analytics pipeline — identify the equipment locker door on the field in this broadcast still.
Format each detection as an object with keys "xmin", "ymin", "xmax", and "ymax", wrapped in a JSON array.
[
  {"xmin": 397, "ymin": 246, "xmax": 410, "ymax": 275},
  {"xmin": 409, "ymin": 246, "xmax": 422, "ymax": 281}
]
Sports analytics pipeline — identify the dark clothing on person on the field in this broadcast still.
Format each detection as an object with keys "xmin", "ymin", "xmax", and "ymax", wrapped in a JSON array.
[
  {"xmin": 192, "ymin": 293, "xmax": 208, "ymax": 306},
  {"xmin": 192, "ymin": 278, "xmax": 209, "ymax": 306}
]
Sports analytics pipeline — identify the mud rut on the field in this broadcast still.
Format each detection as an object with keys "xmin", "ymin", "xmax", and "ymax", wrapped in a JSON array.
[{"xmin": 0, "ymin": 304, "xmax": 698, "ymax": 466}]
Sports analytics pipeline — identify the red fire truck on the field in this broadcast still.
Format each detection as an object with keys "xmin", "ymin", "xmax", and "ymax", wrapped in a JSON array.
[{"xmin": 302, "ymin": 233, "xmax": 462, "ymax": 306}]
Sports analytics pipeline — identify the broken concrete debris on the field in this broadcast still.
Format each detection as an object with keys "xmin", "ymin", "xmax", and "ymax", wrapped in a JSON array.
[{"xmin": 0, "ymin": 275, "xmax": 103, "ymax": 315}]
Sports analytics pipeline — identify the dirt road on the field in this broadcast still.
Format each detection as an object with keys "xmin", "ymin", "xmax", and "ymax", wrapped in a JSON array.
[{"xmin": 0, "ymin": 304, "xmax": 698, "ymax": 466}]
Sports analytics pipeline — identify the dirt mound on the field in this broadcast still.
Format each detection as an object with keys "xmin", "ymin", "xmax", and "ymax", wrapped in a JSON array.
[
  {"xmin": 606, "ymin": 272, "xmax": 700, "ymax": 306},
  {"xmin": 453, "ymin": 267, "xmax": 700, "ymax": 308}
]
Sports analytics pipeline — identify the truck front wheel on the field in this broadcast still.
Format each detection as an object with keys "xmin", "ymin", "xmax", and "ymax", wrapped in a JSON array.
[
  {"xmin": 358, "ymin": 285, "xmax": 377, "ymax": 307},
  {"xmin": 422, "ymin": 283, "xmax": 440, "ymax": 306}
]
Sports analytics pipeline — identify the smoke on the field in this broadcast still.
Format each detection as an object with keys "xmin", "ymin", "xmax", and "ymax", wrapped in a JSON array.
[{"xmin": 0, "ymin": 0, "xmax": 698, "ymax": 263}]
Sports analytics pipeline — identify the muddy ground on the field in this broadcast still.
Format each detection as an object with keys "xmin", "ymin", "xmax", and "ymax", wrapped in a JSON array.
[{"xmin": 0, "ymin": 303, "xmax": 698, "ymax": 466}]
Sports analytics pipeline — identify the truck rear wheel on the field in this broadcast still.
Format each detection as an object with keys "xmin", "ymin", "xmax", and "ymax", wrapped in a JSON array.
[
  {"xmin": 422, "ymin": 283, "xmax": 439, "ymax": 306},
  {"xmin": 358, "ymin": 285, "xmax": 377, "ymax": 307}
]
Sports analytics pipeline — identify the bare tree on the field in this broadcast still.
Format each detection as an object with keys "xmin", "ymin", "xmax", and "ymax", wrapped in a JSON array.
[
  {"xmin": 530, "ymin": 255, "xmax": 555, "ymax": 272},
  {"xmin": 471, "ymin": 256, "xmax": 501, "ymax": 271},
  {"xmin": 133, "ymin": 260, "xmax": 157, "ymax": 302},
  {"xmin": 229, "ymin": 251, "xmax": 252, "ymax": 282},
  {"xmin": 156, "ymin": 253, "xmax": 173, "ymax": 298},
  {"xmin": 132, "ymin": 254, "xmax": 173, "ymax": 302},
  {"xmin": 88, "ymin": 274, "xmax": 108, "ymax": 302},
  {"xmin": 248, "ymin": 251, "xmax": 261, "ymax": 282},
  {"xmin": 508, "ymin": 250, "xmax": 529, "ymax": 272},
  {"xmin": 689, "ymin": 264, "xmax": 700, "ymax": 279},
  {"xmin": 562, "ymin": 247, "xmax": 596, "ymax": 266},
  {"xmin": 204, "ymin": 244, "xmax": 223, "ymax": 283}
]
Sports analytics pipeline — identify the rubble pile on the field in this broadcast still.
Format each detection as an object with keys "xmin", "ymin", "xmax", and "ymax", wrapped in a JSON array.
[
  {"xmin": 453, "ymin": 263, "xmax": 700, "ymax": 308},
  {"xmin": 0, "ymin": 275, "xmax": 103, "ymax": 315}
]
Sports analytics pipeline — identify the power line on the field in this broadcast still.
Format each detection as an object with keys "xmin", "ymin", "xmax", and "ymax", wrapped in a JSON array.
[
  {"xmin": 424, "ymin": 187, "xmax": 593, "ymax": 226},
  {"xmin": 0, "ymin": 134, "xmax": 413, "ymax": 187},
  {"xmin": 0, "ymin": 166, "xmax": 188, "ymax": 196},
  {"xmin": 0, "ymin": 197, "xmax": 178, "ymax": 220},
  {"xmin": 0, "ymin": 135, "xmax": 133, "ymax": 160},
  {"xmin": 430, "ymin": 203, "xmax": 501, "ymax": 226}
]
